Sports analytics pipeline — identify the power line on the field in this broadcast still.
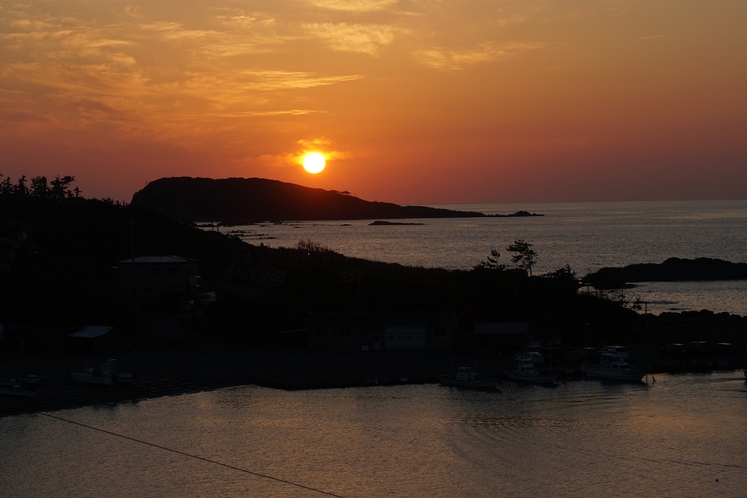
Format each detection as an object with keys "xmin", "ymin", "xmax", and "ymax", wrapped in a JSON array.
[{"xmin": 40, "ymin": 412, "xmax": 348, "ymax": 498}]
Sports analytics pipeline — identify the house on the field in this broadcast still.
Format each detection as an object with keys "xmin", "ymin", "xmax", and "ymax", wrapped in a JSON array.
[
  {"xmin": 118, "ymin": 255, "xmax": 198, "ymax": 299},
  {"xmin": 307, "ymin": 311, "xmax": 458, "ymax": 351},
  {"xmin": 68, "ymin": 325, "xmax": 116, "ymax": 353},
  {"xmin": 465, "ymin": 322, "xmax": 529, "ymax": 354},
  {"xmin": 0, "ymin": 215, "xmax": 30, "ymax": 270}
]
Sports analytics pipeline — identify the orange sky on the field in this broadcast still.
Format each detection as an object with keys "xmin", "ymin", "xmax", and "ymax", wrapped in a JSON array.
[{"xmin": 1, "ymin": 0, "xmax": 746, "ymax": 204}]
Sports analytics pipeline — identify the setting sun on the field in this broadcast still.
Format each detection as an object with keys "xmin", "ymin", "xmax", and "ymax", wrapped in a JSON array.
[{"xmin": 302, "ymin": 152, "xmax": 326, "ymax": 174}]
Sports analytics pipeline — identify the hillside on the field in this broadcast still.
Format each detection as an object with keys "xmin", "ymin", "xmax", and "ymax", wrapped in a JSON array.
[{"xmin": 130, "ymin": 177, "xmax": 492, "ymax": 222}]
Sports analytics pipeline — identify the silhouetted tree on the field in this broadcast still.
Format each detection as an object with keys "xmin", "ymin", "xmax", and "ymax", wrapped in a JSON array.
[
  {"xmin": 474, "ymin": 248, "xmax": 506, "ymax": 270},
  {"xmin": 14, "ymin": 175, "xmax": 28, "ymax": 196},
  {"xmin": 507, "ymin": 239, "xmax": 538, "ymax": 276},
  {"xmin": 31, "ymin": 176, "xmax": 49, "ymax": 197},
  {"xmin": 0, "ymin": 175, "xmax": 12, "ymax": 195},
  {"xmin": 50, "ymin": 175, "xmax": 76, "ymax": 199},
  {"xmin": 0, "ymin": 174, "xmax": 78, "ymax": 199},
  {"xmin": 545, "ymin": 264, "xmax": 576, "ymax": 280}
]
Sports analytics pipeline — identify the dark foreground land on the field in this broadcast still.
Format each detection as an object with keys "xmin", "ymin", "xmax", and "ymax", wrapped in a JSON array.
[
  {"xmin": 3, "ymin": 323, "xmax": 744, "ymax": 418},
  {"xmin": 2, "ymin": 187, "xmax": 746, "ymax": 418},
  {"xmin": 1, "ymin": 330, "xmax": 457, "ymax": 418}
]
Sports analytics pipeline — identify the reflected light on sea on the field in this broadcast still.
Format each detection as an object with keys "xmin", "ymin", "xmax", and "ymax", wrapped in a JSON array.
[{"xmin": 2, "ymin": 373, "xmax": 747, "ymax": 497}]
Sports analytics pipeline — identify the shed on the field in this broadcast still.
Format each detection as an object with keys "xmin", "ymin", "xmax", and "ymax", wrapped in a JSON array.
[
  {"xmin": 118, "ymin": 255, "xmax": 198, "ymax": 299},
  {"xmin": 467, "ymin": 322, "xmax": 529, "ymax": 354},
  {"xmin": 68, "ymin": 325, "xmax": 115, "ymax": 353}
]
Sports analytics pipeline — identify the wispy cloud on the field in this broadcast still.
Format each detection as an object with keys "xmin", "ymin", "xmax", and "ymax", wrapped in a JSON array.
[
  {"xmin": 298, "ymin": 137, "xmax": 331, "ymax": 147},
  {"xmin": 417, "ymin": 41, "xmax": 547, "ymax": 70},
  {"xmin": 304, "ymin": 0, "xmax": 399, "ymax": 12},
  {"xmin": 303, "ymin": 23, "xmax": 404, "ymax": 55}
]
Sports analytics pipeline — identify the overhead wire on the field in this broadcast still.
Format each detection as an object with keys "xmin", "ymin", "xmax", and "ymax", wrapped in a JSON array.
[{"xmin": 40, "ymin": 412, "xmax": 348, "ymax": 498}]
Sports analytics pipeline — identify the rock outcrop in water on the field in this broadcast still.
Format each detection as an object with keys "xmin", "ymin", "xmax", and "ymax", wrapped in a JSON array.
[{"xmin": 583, "ymin": 257, "xmax": 747, "ymax": 289}]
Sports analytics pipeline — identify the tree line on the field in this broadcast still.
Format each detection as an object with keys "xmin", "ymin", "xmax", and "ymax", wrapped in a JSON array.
[{"xmin": 0, "ymin": 174, "xmax": 81, "ymax": 199}]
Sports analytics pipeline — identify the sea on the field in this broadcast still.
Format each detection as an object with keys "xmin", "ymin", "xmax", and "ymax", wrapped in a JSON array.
[
  {"xmin": 227, "ymin": 199, "xmax": 747, "ymax": 316},
  {"xmin": 2, "ymin": 373, "xmax": 747, "ymax": 497},
  {"xmin": 2, "ymin": 199, "xmax": 747, "ymax": 497}
]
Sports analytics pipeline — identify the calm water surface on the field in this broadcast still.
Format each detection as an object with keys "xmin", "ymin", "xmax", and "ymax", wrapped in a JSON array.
[
  {"xmin": 227, "ymin": 200, "xmax": 747, "ymax": 315},
  {"xmin": 2, "ymin": 372, "xmax": 746, "ymax": 497}
]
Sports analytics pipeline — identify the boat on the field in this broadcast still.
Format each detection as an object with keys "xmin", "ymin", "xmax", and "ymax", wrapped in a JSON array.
[
  {"xmin": 439, "ymin": 366, "xmax": 498, "ymax": 389},
  {"xmin": 581, "ymin": 352, "xmax": 647, "ymax": 382},
  {"xmin": 504, "ymin": 355, "xmax": 558, "ymax": 384},
  {"xmin": 1, "ymin": 373, "xmax": 45, "ymax": 386},
  {"xmin": 71, "ymin": 359, "xmax": 137, "ymax": 386},
  {"xmin": 0, "ymin": 383, "xmax": 36, "ymax": 397},
  {"xmin": 601, "ymin": 345, "xmax": 629, "ymax": 360}
]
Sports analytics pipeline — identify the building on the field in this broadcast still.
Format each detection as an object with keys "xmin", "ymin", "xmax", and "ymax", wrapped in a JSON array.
[
  {"xmin": 68, "ymin": 325, "xmax": 116, "ymax": 353},
  {"xmin": 118, "ymin": 255, "xmax": 198, "ymax": 299},
  {"xmin": 307, "ymin": 311, "xmax": 458, "ymax": 351},
  {"xmin": 466, "ymin": 322, "xmax": 529, "ymax": 354},
  {"xmin": 0, "ymin": 215, "xmax": 29, "ymax": 270}
]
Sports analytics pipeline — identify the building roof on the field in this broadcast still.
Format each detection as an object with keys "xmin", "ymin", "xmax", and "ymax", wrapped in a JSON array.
[
  {"xmin": 117, "ymin": 255, "xmax": 197, "ymax": 264},
  {"xmin": 474, "ymin": 323, "xmax": 528, "ymax": 335},
  {"xmin": 69, "ymin": 325, "xmax": 113, "ymax": 338}
]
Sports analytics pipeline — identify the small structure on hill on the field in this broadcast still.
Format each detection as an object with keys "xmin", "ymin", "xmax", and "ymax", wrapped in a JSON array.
[
  {"xmin": 117, "ymin": 255, "xmax": 198, "ymax": 299},
  {"xmin": 68, "ymin": 325, "xmax": 116, "ymax": 353},
  {"xmin": 307, "ymin": 311, "xmax": 458, "ymax": 352}
]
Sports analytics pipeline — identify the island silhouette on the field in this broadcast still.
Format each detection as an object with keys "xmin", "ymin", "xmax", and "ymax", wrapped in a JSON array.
[{"xmin": 130, "ymin": 177, "xmax": 543, "ymax": 222}]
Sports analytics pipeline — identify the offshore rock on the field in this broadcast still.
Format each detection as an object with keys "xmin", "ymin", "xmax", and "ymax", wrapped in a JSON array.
[{"xmin": 583, "ymin": 257, "xmax": 747, "ymax": 289}]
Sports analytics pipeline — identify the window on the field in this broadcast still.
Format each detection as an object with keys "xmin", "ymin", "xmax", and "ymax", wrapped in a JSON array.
[
  {"xmin": 314, "ymin": 325, "xmax": 329, "ymax": 338},
  {"xmin": 337, "ymin": 325, "xmax": 353, "ymax": 338},
  {"xmin": 167, "ymin": 267, "xmax": 180, "ymax": 275},
  {"xmin": 432, "ymin": 324, "xmax": 448, "ymax": 338}
]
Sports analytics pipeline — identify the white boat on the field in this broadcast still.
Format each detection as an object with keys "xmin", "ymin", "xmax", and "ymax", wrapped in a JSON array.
[
  {"xmin": 504, "ymin": 355, "xmax": 558, "ymax": 384},
  {"xmin": 439, "ymin": 366, "xmax": 498, "ymax": 389},
  {"xmin": 71, "ymin": 359, "xmax": 137, "ymax": 386},
  {"xmin": 581, "ymin": 352, "xmax": 647, "ymax": 382},
  {"xmin": 601, "ymin": 345, "xmax": 629, "ymax": 360}
]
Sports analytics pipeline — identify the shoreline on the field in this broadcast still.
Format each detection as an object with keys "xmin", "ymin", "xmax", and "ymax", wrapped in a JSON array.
[{"xmin": 3, "ymin": 340, "xmax": 744, "ymax": 419}]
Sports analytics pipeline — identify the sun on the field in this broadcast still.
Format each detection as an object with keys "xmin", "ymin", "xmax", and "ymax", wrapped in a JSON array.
[{"xmin": 302, "ymin": 152, "xmax": 326, "ymax": 174}]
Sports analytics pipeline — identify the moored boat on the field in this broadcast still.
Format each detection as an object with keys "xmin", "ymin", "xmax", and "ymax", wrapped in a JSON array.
[
  {"xmin": 0, "ymin": 383, "xmax": 36, "ymax": 397},
  {"xmin": 504, "ymin": 355, "xmax": 558, "ymax": 384},
  {"xmin": 71, "ymin": 359, "xmax": 137, "ymax": 386},
  {"xmin": 439, "ymin": 366, "xmax": 498, "ymax": 389},
  {"xmin": 581, "ymin": 352, "xmax": 647, "ymax": 382}
]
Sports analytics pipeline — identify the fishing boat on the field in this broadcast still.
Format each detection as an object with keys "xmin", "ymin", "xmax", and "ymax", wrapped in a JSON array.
[
  {"xmin": 439, "ymin": 366, "xmax": 498, "ymax": 389},
  {"xmin": 71, "ymin": 359, "xmax": 137, "ymax": 386},
  {"xmin": 580, "ymin": 352, "xmax": 647, "ymax": 382},
  {"xmin": 504, "ymin": 355, "xmax": 558, "ymax": 384}
]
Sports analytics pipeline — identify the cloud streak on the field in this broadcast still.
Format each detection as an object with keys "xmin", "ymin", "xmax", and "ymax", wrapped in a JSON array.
[{"xmin": 416, "ymin": 42, "xmax": 547, "ymax": 70}]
